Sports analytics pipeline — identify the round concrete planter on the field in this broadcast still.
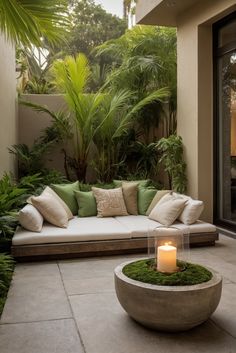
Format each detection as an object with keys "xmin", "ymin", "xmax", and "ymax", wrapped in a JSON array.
[{"xmin": 114, "ymin": 259, "xmax": 222, "ymax": 332}]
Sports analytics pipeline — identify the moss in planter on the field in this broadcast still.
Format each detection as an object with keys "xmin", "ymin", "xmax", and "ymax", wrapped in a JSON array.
[{"xmin": 123, "ymin": 259, "xmax": 212, "ymax": 286}]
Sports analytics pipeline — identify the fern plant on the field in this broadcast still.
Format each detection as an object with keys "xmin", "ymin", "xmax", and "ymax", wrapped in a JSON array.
[{"xmin": 0, "ymin": 254, "xmax": 14, "ymax": 316}]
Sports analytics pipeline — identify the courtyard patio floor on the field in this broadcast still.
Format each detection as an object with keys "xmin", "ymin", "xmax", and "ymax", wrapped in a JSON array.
[{"xmin": 0, "ymin": 234, "xmax": 236, "ymax": 353}]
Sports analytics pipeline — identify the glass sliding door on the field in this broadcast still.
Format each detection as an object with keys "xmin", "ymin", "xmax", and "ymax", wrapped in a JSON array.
[{"xmin": 214, "ymin": 12, "xmax": 236, "ymax": 230}]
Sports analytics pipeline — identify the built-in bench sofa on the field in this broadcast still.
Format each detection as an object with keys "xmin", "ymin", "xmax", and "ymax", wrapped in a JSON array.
[{"xmin": 12, "ymin": 215, "xmax": 218, "ymax": 261}]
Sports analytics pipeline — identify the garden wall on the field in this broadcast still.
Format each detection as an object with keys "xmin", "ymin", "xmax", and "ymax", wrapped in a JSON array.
[
  {"xmin": 19, "ymin": 94, "xmax": 96, "ymax": 181},
  {"xmin": 19, "ymin": 94, "xmax": 67, "ymax": 175},
  {"xmin": 19, "ymin": 94, "xmax": 166, "ymax": 184},
  {"xmin": 0, "ymin": 34, "xmax": 17, "ymax": 178}
]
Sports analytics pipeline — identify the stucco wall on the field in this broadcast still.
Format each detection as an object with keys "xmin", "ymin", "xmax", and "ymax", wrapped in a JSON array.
[
  {"xmin": 19, "ymin": 94, "xmax": 67, "ymax": 174},
  {"xmin": 177, "ymin": 0, "xmax": 236, "ymax": 222},
  {"xmin": 136, "ymin": 0, "xmax": 236, "ymax": 222},
  {"xmin": 0, "ymin": 34, "xmax": 17, "ymax": 177}
]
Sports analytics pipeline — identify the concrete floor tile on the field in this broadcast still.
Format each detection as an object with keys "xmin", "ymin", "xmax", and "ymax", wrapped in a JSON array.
[
  {"xmin": 59, "ymin": 255, "xmax": 144, "ymax": 281},
  {"xmin": 0, "ymin": 276, "xmax": 71, "ymax": 323},
  {"xmin": 70, "ymin": 292, "xmax": 236, "ymax": 353},
  {"xmin": 189, "ymin": 252, "xmax": 236, "ymax": 283},
  {"xmin": 1, "ymin": 236, "xmax": 236, "ymax": 353},
  {"xmin": 59, "ymin": 256, "xmax": 137, "ymax": 295},
  {"xmin": 0, "ymin": 319, "xmax": 84, "ymax": 353},
  {"xmin": 212, "ymin": 282, "xmax": 236, "ymax": 338},
  {"xmin": 13, "ymin": 262, "xmax": 59, "ymax": 280},
  {"xmin": 65, "ymin": 275, "xmax": 114, "ymax": 295}
]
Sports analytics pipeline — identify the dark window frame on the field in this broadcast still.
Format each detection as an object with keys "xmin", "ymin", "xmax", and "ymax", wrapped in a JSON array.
[{"xmin": 213, "ymin": 11, "xmax": 236, "ymax": 231}]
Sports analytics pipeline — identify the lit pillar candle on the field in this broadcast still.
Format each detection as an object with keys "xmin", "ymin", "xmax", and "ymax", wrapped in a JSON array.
[{"xmin": 157, "ymin": 243, "xmax": 177, "ymax": 273}]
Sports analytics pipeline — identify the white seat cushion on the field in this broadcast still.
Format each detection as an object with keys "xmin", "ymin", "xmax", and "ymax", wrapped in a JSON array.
[
  {"xmin": 115, "ymin": 215, "xmax": 159, "ymax": 238},
  {"xmin": 115, "ymin": 216, "xmax": 216, "ymax": 238},
  {"xmin": 13, "ymin": 217, "xmax": 131, "ymax": 246},
  {"xmin": 173, "ymin": 220, "xmax": 216, "ymax": 233},
  {"xmin": 12, "ymin": 216, "xmax": 217, "ymax": 246}
]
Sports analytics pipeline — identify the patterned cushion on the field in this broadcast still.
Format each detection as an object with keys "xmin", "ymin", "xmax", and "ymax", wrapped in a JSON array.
[{"xmin": 92, "ymin": 187, "xmax": 128, "ymax": 217}]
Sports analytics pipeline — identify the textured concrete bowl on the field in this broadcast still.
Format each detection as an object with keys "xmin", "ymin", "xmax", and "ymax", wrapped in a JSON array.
[{"xmin": 114, "ymin": 259, "xmax": 222, "ymax": 332}]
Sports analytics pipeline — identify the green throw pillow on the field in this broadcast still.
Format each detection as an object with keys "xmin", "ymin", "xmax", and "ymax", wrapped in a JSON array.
[
  {"xmin": 138, "ymin": 187, "xmax": 157, "ymax": 215},
  {"xmin": 74, "ymin": 190, "xmax": 97, "ymax": 217},
  {"xmin": 51, "ymin": 181, "xmax": 79, "ymax": 215},
  {"xmin": 113, "ymin": 179, "xmax": 151, "ymax": 188}
]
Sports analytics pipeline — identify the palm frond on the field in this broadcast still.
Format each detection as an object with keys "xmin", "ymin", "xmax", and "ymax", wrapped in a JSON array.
[{"xmin": 0, "ymin": 0, "xmax": 69, "ymax": 47}]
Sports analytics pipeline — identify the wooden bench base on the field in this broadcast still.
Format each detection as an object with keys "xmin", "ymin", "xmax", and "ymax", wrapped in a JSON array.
[{"xmin": 11, "ymin": 231, "xmax": 219, "ymax": 262}]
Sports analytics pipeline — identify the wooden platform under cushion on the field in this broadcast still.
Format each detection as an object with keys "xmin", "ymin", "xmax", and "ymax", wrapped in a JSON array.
[{"xmin": 11, "ymin": 231, "xmax": 219, "ymax": 262}]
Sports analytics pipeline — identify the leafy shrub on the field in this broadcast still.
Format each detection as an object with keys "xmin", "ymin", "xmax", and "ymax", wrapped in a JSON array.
[
  {"xmin": 0, "ymin": 254, "xmax": 14, "ymax": 316},
  {"xmin": 0, "ymin": 171, "xmax": 68, "ymax": 241},
  {"xmin": 157, "ymin": 135, "xmax": 187, "ymax": 193}
]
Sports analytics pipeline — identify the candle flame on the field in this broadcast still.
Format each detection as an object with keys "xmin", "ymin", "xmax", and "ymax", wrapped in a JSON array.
[{"xmin": 164, "ymin": 241, "xmax": 172, "ymax": 246}]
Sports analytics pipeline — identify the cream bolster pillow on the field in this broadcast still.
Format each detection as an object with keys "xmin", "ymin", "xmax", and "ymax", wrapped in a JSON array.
[
  {"xmin": 31, "ymin": 194, "xmax": 68, "ymax": 228},
  {"xmin": 148, "ymin": 194, "xmax": 187, "ymax": 227},
  {"xmin": 42, "ymin": 186, "xmax": 73, "ymax": 220},
  {"xmin": 178, "ymin": 199, "xmax": 204, "ymax": 225},
  {"xmin": 92, "ymin": 187, "xmax": 128, "ymax": 217},
  {"xmin": 19, "ymin": 204, "xmax": 44, "ymax": 232}
]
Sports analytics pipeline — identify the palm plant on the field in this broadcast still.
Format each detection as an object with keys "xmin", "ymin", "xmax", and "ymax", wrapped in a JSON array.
[
  {"xmin": 52, "ymin": 53, "xmax": 170, "ymax": 181},
  {"xmin": 96, "ymin": 25, "xmax": 177, "ymax": 139},
  {"xmin": 92, "ymin": 89, "xmax": 169, "ymax": 181},
  {"xmin": 0, "ymin": 0, "xmax": 69, "ymax": 47},
  {"xmin": 20, "ymin": 54, "xmax": 169, "ymax": 181}
]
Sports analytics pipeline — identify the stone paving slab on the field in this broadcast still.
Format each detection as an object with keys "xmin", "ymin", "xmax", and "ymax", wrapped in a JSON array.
[
  {"xmin": 0, "ymin": 319, "xmax": 84, "ymax": 353},
  {"xmin": 13, "ymin": 261, "xmax": 60, "ymax": 280},
  {"xmin": 69, "ymin": 292, "xmax": 236, "ymax": 353},
  {"xmin": 1, "ymin": 271, "xmax": 71, "ymax": 323},
  {"xmin": 191, "ymin": 252, "xmax": 236, "ymax": 284},
  {"xmin": 0, "ymin": 235, "xmax": 236, "ymax": 353},
  {"xmin": 63, "ymin": 275, "xmax": 114, "ymax": 295},
  {"xmin": 58, "ymin": 256, "xmax": 136, "ymax": 295},
  {"xmin": 212, "ymin": 282, "xmax": 236, "ymax": 338}
]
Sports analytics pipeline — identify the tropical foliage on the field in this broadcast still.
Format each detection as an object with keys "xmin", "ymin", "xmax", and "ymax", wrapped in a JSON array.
[
  {"xmin": 21, "ymin": 53, "xmax": 169, "ymax": 182},
  {"xmin": 0, "ymin": 172, "xmax": 66, "ymax": 242},
  {"xmin": 0, "ymin": 0, "xmax": 69, "ymax": 47},
  {"xmin": 157, "ymin": 135, "xmax": 187, "ymax": 193},
  {"xmin": 0, "ymin": 254, "xmax": 14, "ymax": 316},
  {"xmin": 68, "ymin": 0, "xmax": 127, "ymax": 58},
  {"xmin": 96, "ymin": 25, "xmax": 177, "ymax": 138},
  {"xmin": 16, "ymin": 0, "xmax": 127, "ymax": 94}
]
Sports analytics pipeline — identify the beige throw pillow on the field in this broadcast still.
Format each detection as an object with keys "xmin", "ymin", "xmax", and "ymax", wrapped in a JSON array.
[
  {"xmin": 172, "ymin": 192, "xmax": 204, "ymax": 224},
  {"xmin": 148, "ymin": 193, "xmax": 186, "ymax": 226},
  {"xmin": 146, "ymin": 190, "xmax": 171, "ymax": 215},
  {"xmin": 178, "ymin": 199, "xmax": 204, "ymax": 225},
  {"xmin": 19, "ymin": 204, "xmax": 44, "ymax": 232},
  {"xmin": 92, "ymin": 187, "xmax": 128, "ymax": 217},
  {"xmin": 31, "ymin": 194, "xmax": 68, "ymax": 228},
  {"xmin": 122, "ymin": 181, "xmax": 138, "ymax": 215},
  {"xmin": 42, "ymin": 186, "xmax": 73, "ymax": 220}
]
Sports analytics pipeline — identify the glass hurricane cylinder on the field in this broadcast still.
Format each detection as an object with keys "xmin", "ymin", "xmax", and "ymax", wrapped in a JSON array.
[{"xmin": 148, "ymin": 226, "xmax": 190, "ymax": 273}]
